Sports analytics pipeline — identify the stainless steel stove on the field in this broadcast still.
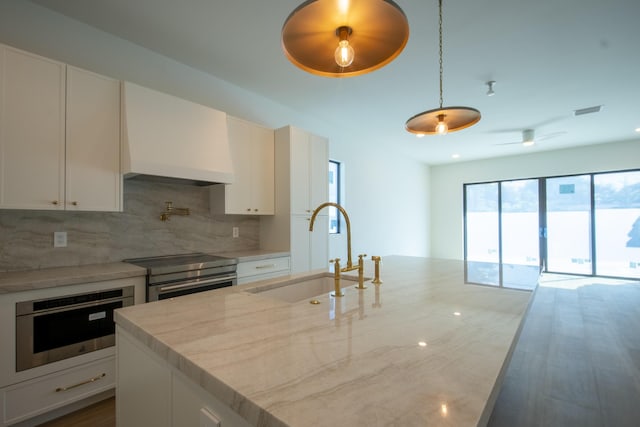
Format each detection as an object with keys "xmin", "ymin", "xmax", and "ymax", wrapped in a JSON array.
[{"xmin": 124, "ymin": 253, "xmax": 238, "ymax": 302}]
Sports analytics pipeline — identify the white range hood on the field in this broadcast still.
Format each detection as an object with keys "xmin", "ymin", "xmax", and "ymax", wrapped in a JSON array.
[{"xmin": 121, "ymin": 82, "xmax": 234, "ymax": 185}]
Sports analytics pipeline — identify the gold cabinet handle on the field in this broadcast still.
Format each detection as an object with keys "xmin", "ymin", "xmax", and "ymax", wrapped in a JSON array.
[
  {"xmin": 51, "ymin": 201, "xmax": 58, "ymax": 205},
  {"xmin": 71, "ymin": 201, "xmax": 78, "ymax": 206},
  {"xmin": 55, "ymin": 373, "xmax": 106, "ymax": 392}
]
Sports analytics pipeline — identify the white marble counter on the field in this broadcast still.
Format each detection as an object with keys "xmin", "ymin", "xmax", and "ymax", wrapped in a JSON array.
[
  {"xmin": 218, "ymin": 249, "xmax": 290, "ymax": 262},
  {"xmin": 0, "ymin": 262, "xmax": 146, "ymax": 294},
  {"xmin": 114, "ymin": 256, "xmax": 535, "ymax": 427}
]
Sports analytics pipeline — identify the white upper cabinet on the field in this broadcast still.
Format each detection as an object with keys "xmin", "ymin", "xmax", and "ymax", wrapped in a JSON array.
[
  {"xmin": 210, "ymin": 117, "xmax": 274, "ymax": 215},
  {"xmin": 0, "ymin": 45, "xmax": 66, "ymax": 209},
  {"xmin": 65, "ymin": 66, "xmax": 121, "ymax": 211},
  {"xmin": 288, "ymin": 126, "xmax": 329, "ymax": 215},
  {"xmin": 0, "ymin": 44, "xmax": 121, "ymax": 211}
]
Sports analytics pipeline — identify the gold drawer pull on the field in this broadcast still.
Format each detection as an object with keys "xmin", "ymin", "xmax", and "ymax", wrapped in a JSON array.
[
  {"xmin": 255, "ymin": 264, "xmax": 276, "ymax": 269},
  {"xmin": 55, "ymin": 373, "xmax": 106, "ymax": 392}
]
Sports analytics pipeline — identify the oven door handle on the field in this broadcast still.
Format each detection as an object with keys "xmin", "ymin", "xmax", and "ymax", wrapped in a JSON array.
[{"xmin": 157, "ymin": 274, "xmax": 237, "ymax": 293}]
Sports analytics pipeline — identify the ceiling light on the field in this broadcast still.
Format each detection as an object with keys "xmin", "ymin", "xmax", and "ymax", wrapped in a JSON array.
[
  {"xmin": 405, "ymin": 0, "xmax": 480, "ymax": 135},
  {"xmin": 282, "ymin": 0, "xmax": 409, "ymax": 78},
  {"xmin": 522, "ymin": 129, "xmax": 535, "ymax": 146},
  {"xmin": 451, "ymin": 153, "xmax": 460, "ymax": 159},
  {"xmin": 486, "ymin": 80, "xmax": 496, "ymax": 96},
  {"xmin": 635, "ymin": 127, "xmax": 640, "ymax": 133}
]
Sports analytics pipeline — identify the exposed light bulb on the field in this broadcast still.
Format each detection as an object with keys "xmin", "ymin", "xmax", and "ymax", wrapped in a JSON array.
[
  {"xmin": 435, "ymin": 115, "xmax": 448, "ymax": 135},
  {"xmin": 335, "ymin": 40, "xmax": 354, "ymax": 67},
  {"xmin": 334, "ymin": 26, "xmax": 355, "ymax": 68}
]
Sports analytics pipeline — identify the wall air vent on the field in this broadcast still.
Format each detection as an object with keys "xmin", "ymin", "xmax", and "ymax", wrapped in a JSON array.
[{"xmin": 573, "ymin": 105, "xmax": 602, "ymax": 116}]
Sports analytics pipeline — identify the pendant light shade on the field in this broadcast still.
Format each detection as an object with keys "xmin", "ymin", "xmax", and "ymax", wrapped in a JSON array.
[
  {"xmin": 282, "ymin": 0, "xmax": 409, "ymax": 78},
  {"xmin": 406, "ymin": 106, "xmax": 481, "ymax": 135},
  {"xmin": 405, "ymin": 0, "xmax": 480, "ymax": 135}
]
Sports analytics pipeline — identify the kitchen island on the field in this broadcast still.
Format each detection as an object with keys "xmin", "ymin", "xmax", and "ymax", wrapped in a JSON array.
[{"xmin": 114, "ymin": 256, "xmax": 536, "ymax": 427}]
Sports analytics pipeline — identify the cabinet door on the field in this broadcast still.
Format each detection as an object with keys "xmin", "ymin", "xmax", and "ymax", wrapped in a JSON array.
[
  {"xmin": 309, "ymin": 214, "xmax": 329, "ymax": 270},
  {"xmin": 290, "ymin": 215, "xmax": 312, "ymax": 274},
  {"xmin": 0, "ymin": 45, "xmax": 65, "ymax": 209},
  {"xmin": 309, "ymin": 133, "xmax": 329, "ymax": 209},
  {"xmin": 225, "ymin": 117, "xmax": 253, "ymax": 214},
  {"xmin": 66, "ymin": 67, "xmax": 121, "ymax": 211},
  {"xmin": 289, "ymin": 127, "xmax": 311, "ymax": 215},
  {"xmin": 251, "ymin": 125, "xmax": 274, "ymax": 214}
]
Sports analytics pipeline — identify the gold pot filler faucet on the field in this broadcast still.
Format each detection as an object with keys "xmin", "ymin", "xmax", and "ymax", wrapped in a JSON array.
[{"xmin": 309, "ymin": 202, "xmax": 370, "ymax": 297}]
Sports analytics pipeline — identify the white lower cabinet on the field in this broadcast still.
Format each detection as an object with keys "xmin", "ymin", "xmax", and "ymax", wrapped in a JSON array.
[
  {"xmin": 116, "ymin": 328, "xmax": 171, "ymax": 427},
  {"xmin": 236, "ymin": 255, "xmax": 290, "ymax": 285},
  {"xmin": 1, "ymin": 356, "xmax": 114, "ymax": 426},
  {"xmin": 291, "ymin": 214, "xmax": 329, "ymax": 274},
  {"xmin": 117, "ymin": 328, "xmax": 252, "ymax": 427}
]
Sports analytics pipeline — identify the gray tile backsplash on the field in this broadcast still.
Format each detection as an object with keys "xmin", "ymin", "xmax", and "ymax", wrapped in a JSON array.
[{"xmin": 0, "ymin": 179, "xmax": 258, "ymax": 272}]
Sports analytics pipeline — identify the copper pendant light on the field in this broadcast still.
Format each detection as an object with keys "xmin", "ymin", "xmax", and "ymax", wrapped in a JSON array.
[
  {"xmin": 405, "ymin": 0, "xmax": 480, "ymax": 135},
  {"xmin": 282, "ymin": 0, "xmax": 410, "ymax": 78}
]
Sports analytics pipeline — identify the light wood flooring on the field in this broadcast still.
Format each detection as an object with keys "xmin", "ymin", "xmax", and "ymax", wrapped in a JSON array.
[
  {"xmin": 38, "ymin": 397, "xmax": 114, "ymax": 427},
  {"xmin": 488, "ymin": 274, "xmax": 640, "ymax": 427},
  {"xmin": 38, "ymin": 274, "xmax": 640, "ymax": 427}
]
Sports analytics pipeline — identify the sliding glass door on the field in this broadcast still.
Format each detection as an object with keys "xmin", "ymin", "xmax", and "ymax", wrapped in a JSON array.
[
  {"xmin": 594, "ymin": 171, "xmax": 640, "ymax": 278},
  {"xmin": 464, "ymin": 179, "xmax": 540, "ymax": 287},
  {"xmin": 545, "ymin": 175, "xmax": 592, "ymax": 274},
  {"xmin": 464, "ymin": 169, "xmax": 640, "ymax": 280}
]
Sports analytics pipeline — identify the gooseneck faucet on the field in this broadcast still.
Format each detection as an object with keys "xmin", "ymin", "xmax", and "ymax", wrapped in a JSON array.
[
  {"xmin": 309, "ymin": 202, "xmax": 367, "ymax": 292},
  {"xmin": 309, "ymin": 202, "xmax": 354, "ymax": 269}
]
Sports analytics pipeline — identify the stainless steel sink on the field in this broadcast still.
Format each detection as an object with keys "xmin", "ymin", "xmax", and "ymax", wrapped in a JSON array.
[{"xmin": 248, "ymin": 273, "xmax": 364, "ymax": 303}]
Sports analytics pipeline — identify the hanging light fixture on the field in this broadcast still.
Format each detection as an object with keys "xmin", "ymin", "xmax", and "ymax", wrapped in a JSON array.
[
  {"xmin": 405, "ymin": 0, "xmax": 480, "ymax": 135},
  {"xmin": 281, "ymin": 0, "xmax": 409, "ymax": 78}
]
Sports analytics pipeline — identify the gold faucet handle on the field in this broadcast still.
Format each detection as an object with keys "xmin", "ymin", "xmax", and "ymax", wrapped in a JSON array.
[
  {"xmin": 371, "ymin": 255, "xmax": 383, "ymax": 284},
  {"xmin": 330, "ymin": 258, "xmax": 341, "ymax": 269},
  {"xmin": 358, "ymin": 254, "xmax": 367, "ymax": 261}
]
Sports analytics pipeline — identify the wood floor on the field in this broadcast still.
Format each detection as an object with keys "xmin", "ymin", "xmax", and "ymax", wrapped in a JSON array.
[
  {"xmin": 38, "ymin": 274, "xmax": 640, "ymax": 427},
  {"xmin": 489, "ymin": 274, "xmax": 640, "ymax": 427},
  {"xmin": 38, "ymin": 397, "xmax": 114, "ymax": 427}
]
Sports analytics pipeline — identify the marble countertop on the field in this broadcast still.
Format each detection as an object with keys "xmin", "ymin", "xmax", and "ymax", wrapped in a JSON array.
[
  {"xmin": 114, "ymin": 256, "xmax": 535, "ymax": 427},
  {"xmin": 218, "ymin": 249, "xmax": 290, "ymax": 262},
  {"xmin": 0, "ymin": 262, "xmax": 147, "ymax": 294}
]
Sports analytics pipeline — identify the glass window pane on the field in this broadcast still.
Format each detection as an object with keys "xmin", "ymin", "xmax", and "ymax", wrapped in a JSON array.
[
  {"xmin": 594, "ymin": 171, "xmax": 640, "ymax": 278},
  {"xmin": 501, "ymin": 179, "xmax": 540, "ymax": 267},
  {"xmin": 328, "ymin": 160, "xmax": 340, "ymax": 234},
  {"xmin": 546, "ymin": 175, "xmax": 592, "ymax": 274},
  {"xmin": 465, "ymin": 183, "xmax": 499, "ymax": 263}
]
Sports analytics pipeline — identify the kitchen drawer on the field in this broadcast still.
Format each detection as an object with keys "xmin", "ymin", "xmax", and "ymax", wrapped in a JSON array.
[
  {"xmin": 1, "ymin": 356, "xmax": 114, "ymax": 425},
  {"xmin": 237, "ymin": 256, "xmax": 290, "ymax": 279}
]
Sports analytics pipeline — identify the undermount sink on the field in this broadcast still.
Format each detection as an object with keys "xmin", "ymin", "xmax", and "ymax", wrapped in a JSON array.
[{"xmin": 248, "ymin": 273, "xmax": 365, "ymax": 303}]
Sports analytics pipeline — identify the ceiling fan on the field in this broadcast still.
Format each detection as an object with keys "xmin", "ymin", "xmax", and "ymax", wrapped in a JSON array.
[{"xmin": 495, "ymin": 128, "xmax": 566, "ymax": 147}]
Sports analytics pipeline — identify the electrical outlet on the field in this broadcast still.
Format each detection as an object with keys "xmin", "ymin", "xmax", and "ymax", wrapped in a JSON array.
[
  {"xmin": 53, "ymin": 231, "xmax": 67, "ymax": 248},
  {"xmin": 232, "ymin": 227, "xmax": 239, "ymax": 238}
]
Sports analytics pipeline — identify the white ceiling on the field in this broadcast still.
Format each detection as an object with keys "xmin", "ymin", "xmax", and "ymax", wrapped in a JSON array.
[{"xmin": 30, "ymin": 0, "xmax": 640, "ymax": 165}]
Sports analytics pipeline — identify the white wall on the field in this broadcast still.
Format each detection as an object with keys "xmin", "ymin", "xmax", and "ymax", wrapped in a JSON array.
[
  {"xmin": 0, "ymin": 1, "xmax": 430, "ymax": 260},
  {"xmin": 430, "ymin": 139, "xmax": 640, "ymax": 260},
  {"xmin": 329, "ymin": 132, "xmax": 430, "ymax": 259}
]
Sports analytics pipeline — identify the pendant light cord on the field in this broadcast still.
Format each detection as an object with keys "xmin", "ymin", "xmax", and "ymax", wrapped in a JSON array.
[{"xmin": 438, "ymin": 0, "xmax": 444, "ymax": 109}]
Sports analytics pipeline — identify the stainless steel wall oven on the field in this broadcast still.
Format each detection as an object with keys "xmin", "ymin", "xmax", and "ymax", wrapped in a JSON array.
[{"xmin": 15, "ymin": 286, "xmax": 134, "ymax": 372}]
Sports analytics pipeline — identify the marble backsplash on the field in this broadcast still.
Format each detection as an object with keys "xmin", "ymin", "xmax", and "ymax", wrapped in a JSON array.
[{"xmin": 0, "ymin": 178, "xmax": 259, "ymax": 272}]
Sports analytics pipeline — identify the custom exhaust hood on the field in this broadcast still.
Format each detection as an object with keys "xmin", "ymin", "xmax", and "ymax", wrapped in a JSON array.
[{"xmin": 121, "ymin": 82, "xmax": 234, "ymax": 185}]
